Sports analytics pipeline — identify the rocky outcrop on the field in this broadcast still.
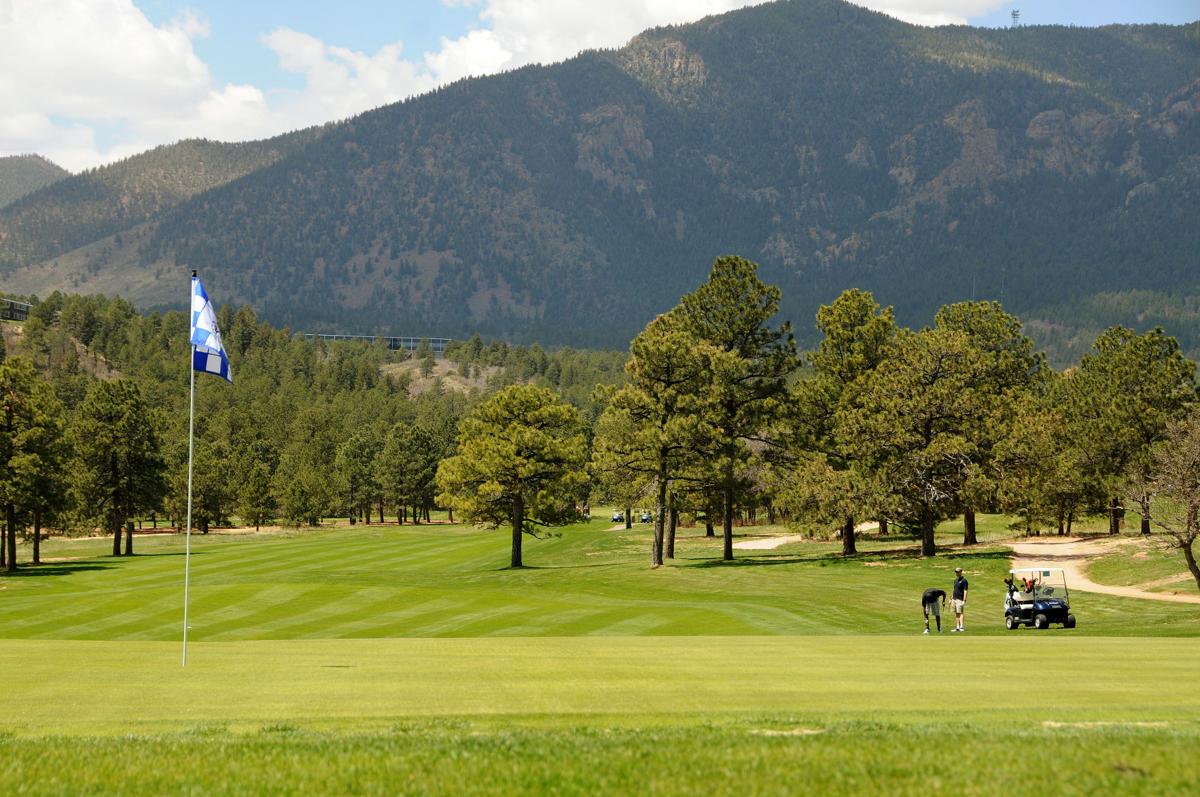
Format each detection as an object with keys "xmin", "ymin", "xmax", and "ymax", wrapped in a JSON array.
[
  {"xmin": 576, "ymin": 105, "xmax": 654, "ymax": 199},
  {"xmin": 618, "ymin": 36, "xmax": 709, "ymax": 106},
  {"xmin": 1025, "ymin": 107, "xmax": 1115, "ymax": 176}
]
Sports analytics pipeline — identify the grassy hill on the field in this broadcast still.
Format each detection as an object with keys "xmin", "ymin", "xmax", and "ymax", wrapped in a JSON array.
[
  {"xmin": 1, "ymin": 518, "xmax": 1198, "ymax": 794},
  {"xmin": 0, "ymin": 154, "xmax": 68, "ymax": 209}
]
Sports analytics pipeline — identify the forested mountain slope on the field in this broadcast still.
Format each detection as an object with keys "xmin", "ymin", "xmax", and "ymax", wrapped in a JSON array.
[
  {"xmin": 0, "ymin": 131, "xmax": 321, "ymax": 282},
  {"xmin": 0, "ymin": 155, "xmax": 68, "ymax": 209},
  {"xmin": 2, "ymin": 0, "xmax": 1197, "ymax": 359}
]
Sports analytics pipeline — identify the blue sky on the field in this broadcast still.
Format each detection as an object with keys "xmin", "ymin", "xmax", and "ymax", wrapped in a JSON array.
[
  {"xmin": 136, "ymin": 1, "xmax": 482, "ymax": 90},
  {"xmin": 2, "ymin": 1, "xmax": 1196, "ymax": 172}
]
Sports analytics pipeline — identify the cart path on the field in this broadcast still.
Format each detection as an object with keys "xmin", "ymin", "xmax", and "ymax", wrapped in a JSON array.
[
  {"xmin": 733, "ymin": 534, "xmax": 807, "ymax": 550},
  {"xmin": 733, "ymin": 522, "xmax": 879, "ymax": 551},
  {"xmin": 1008, "ymin": 537, "xmax": 1200, "ymax": 604}
]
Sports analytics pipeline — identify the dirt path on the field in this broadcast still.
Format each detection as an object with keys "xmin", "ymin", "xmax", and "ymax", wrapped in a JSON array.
[
  {"xmin": 1008, "ymin": 537, "xmax": 1200, "ymax": 604},
  {"xmin": 733, "ymin": 534, "xmax": 807, "ymax": 551},
  {"xmin": 733, "ymin": 522, "xmax": 879, "ymax": 551}
]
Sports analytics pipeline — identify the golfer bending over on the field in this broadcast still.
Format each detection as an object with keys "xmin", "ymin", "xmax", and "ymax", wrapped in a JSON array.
[
  {"xmin": 951, "ymin": 567, "xmax": 968, "ymax": 632},
  {"xmin": 921, "ymin": 587, "xmax": 946, "ymax": 634}
]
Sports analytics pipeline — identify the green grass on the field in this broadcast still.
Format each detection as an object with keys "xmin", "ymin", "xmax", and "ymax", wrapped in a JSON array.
[
  {"xmin": 1, "ymin": 637, "xmax": 1198, "ymax": 794},
  {"xmin": 2, "ymin": 516, "xmax": 1198, "ymax": 794},
  {"xmin": 1086, "ymin": 542, "xmax": 1200, "ymax": 594},
  {"xmin": 4, "ymin": 518, "xmax": 1198, "ymax": 640}
]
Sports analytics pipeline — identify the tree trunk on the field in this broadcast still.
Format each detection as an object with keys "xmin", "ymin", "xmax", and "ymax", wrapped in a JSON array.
[
  {"xmin": 0, "ymin": 522, "xmax": 5, "ymax": 569},
  {"xmin": 378, "ymin": 500, "xmax": 384, "ymax": 523},
  {"xmin": 921, "ymin": 504, "xmax": 936, "ymax": 557},
  {"xmin": 1181, "ymin": 536, "xmax": 1200, "ymax": 591},
  {"xmin": 666, "ymin": 503, "xmax": 678, "ymax": 560},
  {"xmin": 112, "ymin": 515, "xmax": 121, "ymax": 556},
  {"xmin": 625, "ymin": 506, "xmax": 632, "ymax": 530},
  {"xmin": 841, "ymin": 515, "xmax": 856, "ymax": 556},
  {"xmin": 123, "ymin": 521, "xmax": 133, "ymax": 556},
  {"xmin": 1140, "ymin": 494, "xmax": 1152, "ymax": 535},
  {"xmin": 767, "ymin": 503, "xmax": 776, "ymax": 525},
  {"xmin": 651, "ymin": 472, "xmax": 667, "ymax": 568},
  {"xmin": 962, "ymin": 509, "xmax": 977, "ymax": 546},
  {"xmin": 722, "ymin": 476, "xmax": 734, "ymax": 562},
  {"xmin": 4, "ymin": 503, "xmax": 16, "ymax": 572},
  {"xmin": 879, "ymin": 518, "xmax": 888, "ymax": 536},
  {"xmin": 1067, "ymin": 509, "xmax": 1074, "ymax": 535},
  {"xmin": 705, "ymin": 516, "xmax": 714, "ymax": 537},
  {"xmin": 510, "ymin": 494, "xmax": 524, "ymax": 568},
  {"xmin": 448, "ymin": 507, "xmax": 454, "ymax": 523},
  {"xmin": 32, "ymin": 510, "xmax": 41, "ymax": 565},
  {"xmin": 1109, "ymin": 497, "xmax": 1122, "ymax": 534},
  {"xmin": 1057, "ymin": 506, "xmax": 1065, "ymax": 536}
]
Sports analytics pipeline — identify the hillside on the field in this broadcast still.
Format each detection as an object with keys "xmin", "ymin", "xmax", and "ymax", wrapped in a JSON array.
[
  {"xmin": 0, "ymin": 130, "xmax": 323, "ymax": 291},
  {"xmin": 1, "ymin": 0, "xmax": 1198, "ymax": 360},
  {"xmin": 0, "ymin": 154, "xmax": 68, "ymax": 209}
]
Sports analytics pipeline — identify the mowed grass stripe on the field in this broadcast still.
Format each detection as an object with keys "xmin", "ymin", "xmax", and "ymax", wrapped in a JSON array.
[{"xmin": 5, "ymin": 522, "xmax": 1200, "ymax": 641}]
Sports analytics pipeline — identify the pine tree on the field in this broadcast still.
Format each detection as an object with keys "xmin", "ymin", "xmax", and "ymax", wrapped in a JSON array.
[
  {"xmin": 70, "ymin": 379, "xmax": 166, "ymax": 556},
  {"xmin": 436, "ymin": 384, "xmax": 587, "ymax": 568},
  {"xmin": 673, "ymin": 256, "xmax": 798, "ymax": 561}
]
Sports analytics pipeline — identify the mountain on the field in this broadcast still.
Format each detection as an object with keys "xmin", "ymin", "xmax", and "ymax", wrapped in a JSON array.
[
  {"xmin": 2, "ymin": 0, "xmax": 1198, "ymax": 360},
  {"xmin": 0, "ymin": 155, "xmax": 68, "ymax": 209},
  {"xmin": 0, "ymin": 131, "xmax": 322, "ymax": 298}
]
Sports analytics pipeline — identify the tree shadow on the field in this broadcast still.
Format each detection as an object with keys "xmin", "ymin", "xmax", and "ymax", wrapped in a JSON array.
[
  {"xmin": 681, "ymin": 546, "xmax": 1015, "ymax": 569},
  {"xmin": 0, "ymin": 560, "xmax": 116, "ymax": 578},
  {"xmin": 497, "ymin": 560, "xmax": 626, "ymax": 572}
]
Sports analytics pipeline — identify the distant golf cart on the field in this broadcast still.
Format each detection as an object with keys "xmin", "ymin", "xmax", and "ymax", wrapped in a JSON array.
[{"xmin": 1004, "ymin": 568, "xmax": 1076, "ymax": 630}]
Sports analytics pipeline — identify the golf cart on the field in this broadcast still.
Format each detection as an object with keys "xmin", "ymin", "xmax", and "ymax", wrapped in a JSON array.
[{"xmin": 1004, "ymin": 568, "xmax": 1076, "ymax": 630}]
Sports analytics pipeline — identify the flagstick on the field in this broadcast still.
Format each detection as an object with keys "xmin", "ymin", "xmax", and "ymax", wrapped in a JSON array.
[{"xmin": 182, "ymin": 341, "xmax": 196, "ymax": 667}]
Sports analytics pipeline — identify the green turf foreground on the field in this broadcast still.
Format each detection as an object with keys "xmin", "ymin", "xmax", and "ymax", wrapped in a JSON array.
[{"xmin": 2, "ymin": 636, "xmax": 1197, "ymax": 795}]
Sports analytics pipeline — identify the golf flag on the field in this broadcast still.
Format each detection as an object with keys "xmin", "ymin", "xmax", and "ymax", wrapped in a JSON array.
[{"xmin": 190, "ymin": 273, "xmax": 233, "ymax": 383}]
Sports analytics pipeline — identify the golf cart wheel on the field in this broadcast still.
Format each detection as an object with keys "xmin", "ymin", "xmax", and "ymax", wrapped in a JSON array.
[
  {"xmin": 1065, "ymin": 614, "xmax": 1076, "ymax": 629},
  {"xmin": 1005, "ymin": 615, "xmax": 1018, "ymax": 631},
  {"xmin": 1034, "ymin": 614, "xmax": 1048, "ymax": 630}
]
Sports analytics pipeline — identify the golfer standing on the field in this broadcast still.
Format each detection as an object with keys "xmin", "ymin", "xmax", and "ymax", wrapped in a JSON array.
[
  {"xmin": 921, "ymin": 588, "xmax": 946, "ymax": 634},
  {"xmin": 950, "ymin": 567, "xmax": 968, "ymax": 632}
]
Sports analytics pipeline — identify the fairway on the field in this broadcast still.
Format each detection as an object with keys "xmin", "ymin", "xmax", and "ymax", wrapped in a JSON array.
[{"xmin": 3, "ymin": 520, "xmax": 1199, "ymax": 795}]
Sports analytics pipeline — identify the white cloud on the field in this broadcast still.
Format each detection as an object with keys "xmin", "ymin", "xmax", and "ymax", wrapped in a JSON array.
[
  {"xmin": 0, "ymin": 0, "xmax": 258, "ymax": 170},
  {"xmin": 0, "ymin": 1, "xmax": 1011, "ymax": 172},
  {"xmin": 851, "ymin": 1, "xmax": 1010, "ymax": 27}
]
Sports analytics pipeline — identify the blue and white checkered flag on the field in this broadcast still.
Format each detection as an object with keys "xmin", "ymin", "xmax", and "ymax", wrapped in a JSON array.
[{"xmin": 190, "ymin": 274, "xmax": 233, "ymax": 383}]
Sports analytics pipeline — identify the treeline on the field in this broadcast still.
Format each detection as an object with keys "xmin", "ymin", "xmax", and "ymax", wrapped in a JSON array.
[
  {"xmin": 0, "ymin": 289, "xmax": 624, "ymax": 571},
  {"xmin": 433, "ymin": 256, "xmax": 1200, "ymax": 583},
  {"xmin": 4, "ymin": 255, "xmax": 1200, "ymax": 587}
]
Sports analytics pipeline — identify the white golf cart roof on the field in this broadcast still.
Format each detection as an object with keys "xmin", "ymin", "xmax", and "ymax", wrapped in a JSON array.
[{"xmin": 1010, "ymin": 568, "xmax": 1066, "ymax": 575}]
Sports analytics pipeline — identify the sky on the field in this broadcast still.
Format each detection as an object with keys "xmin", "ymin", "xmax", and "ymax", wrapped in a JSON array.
[{"xmin": 2, "ymin": 0, "xmax": 1196, "ymax": 172}]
